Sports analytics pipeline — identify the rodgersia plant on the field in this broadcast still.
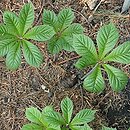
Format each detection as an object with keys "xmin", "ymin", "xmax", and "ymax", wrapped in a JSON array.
[
  {"xmin": 22, "ymin": 97, "xmax": 96, "ymax": 130},
  {"xmin": 42, "ymin": 8, "xmax": 84, "ymax": 54},
  {"xmin": 0, "ymin": 2, "xmax": 55, "ymax": 70},
  {"xmin": 22, "ymin": 97, "xmax": 117, "ymax": 130},
  {"xmin": 73, "ymin": 23, "xmax": 130, "ymax": 93}
]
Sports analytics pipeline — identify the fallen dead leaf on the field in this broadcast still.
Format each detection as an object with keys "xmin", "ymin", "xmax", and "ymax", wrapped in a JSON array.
[{"xmin": 81, "ymin": 0, "xmax": 98, "ymax": 10}]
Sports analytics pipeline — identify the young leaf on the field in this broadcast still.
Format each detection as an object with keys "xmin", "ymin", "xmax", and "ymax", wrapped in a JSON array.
[
  {"xmin": 71, "ymin": 109, "xmax": 96, "ymax": 125},
  {"xmin": 22, "ymin": 40, "xmax": 43, "ymax": 67},
  {"xmin": 73, "ymin": 34, "xmax": 98, "ymax": 59},
  {"xmin": 21, "ymin": 123, "xmax": 43, "ymax": 130},
  {"xmin": 61, "ymin": 36, "xmax": 74, "ymax": 51},
  {"xmin": 24, "ymin": 25, "xmax": 55, "ymax": 41},
  {"xmin": 44, "ymin": 110, "xmax": 65, "ymax": 127},
  {"xmin": 70, "ymin": 124, "xmax": 92, "ymax": 130},
  {"xmin": 97, "ymin": 23, "xmax": 119, "ymax": 59},
  {"xmin": 47, "ymin": 127, "xmax": 61, "ymax": 130},
  {"xmin": 47, "ymin": 37, "xmax": 64, "ymax": 54},
  {"xmin": 82, "ymin": 124, "xmax": 93, "ymax": 130},
  {"xmin": 6, "ymin": 42, "xmax": 21, "ymax": 70},
  {"xmin": 43, "ymin": 9, "xmax": 57, "ymax": 30},
  {"xmin": 47, "ymin": 125, "xmax": 61, "ymax": 130},
  {"xmin": 75, "ymin": 56, "xmax": 97, "ymax": 69},
  {"xmin": 61, "ymin": 97, "xmax": 73, "ymax": 123},
  {"xmin": 102, "ymin": 126, "xmax": 117, "ymax": 130},
  {"xmin": 70, "ymin": 125, "xmax": 83, "ymax": 130},
  {"xmin": 57, "ymin": 8, "xmax": 75, "ymax": 30},
  {"xmin": 25, "ymin": 107, "xmax": 42, "ymax": 125},
  {"xmin": 103, "ymin": 41, "xmax": 130, "ymax": 64},
  {"xmin": 41, "ymin": 106, "xmax": 54, "ymax": 127},
  {"xmin": 42, "ymin": 106, "xmax": 54, "ymax": 115},
  {"xmin": 83, "ymin": 65, "xmax": 105, "ymax": 93},
  {"xmin": 48, "ymin": 35, "xmax": 75, "ymax": 54},
  {"xmin": 103, "ymin": 64, "xmax": 128, "ymax": 92},
  {"xmin": 3, "ymin": 11, "xmax": 19, "ymax": 35},
  {"xmin": 19, "ymin": 2, "xmax": 34, "ymax": 35},
  {"xmin": 0, "ymin": 24, "xmax": 7, "ymax": 35},
  {"xmin": 62, "ymin": 23, "xmax": 84, "ymax": 36},
  {"xmin": 0, "ymin": 35, "xmax": 15, "ymax": 56}
]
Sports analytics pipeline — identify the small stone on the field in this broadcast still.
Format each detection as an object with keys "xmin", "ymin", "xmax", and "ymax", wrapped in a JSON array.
[
  {"xmin": 4, "ymin": 96, "xmax": 8, "ymax": 103},
  {"xmin": 48, "ymin": 92, "xmax": 53, "ymax": 98}
]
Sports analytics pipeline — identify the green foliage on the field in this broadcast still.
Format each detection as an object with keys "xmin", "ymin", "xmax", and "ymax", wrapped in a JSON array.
[
  {"xmin": 43, "ymin": 8, "xmax": 84, "ymax": 54},
  {"xmin": 83, "ymin": 65, "xmax": 105, "ymax": 93},
  {"xmin": 102, "ymin": 126, "xmax": 117, "ymax": 130},
  {"xmin": 73, "ymin": 23, "xmax": 130, "ymax": 93},
  {"xmin": 61, "ymin": 96, "xmax": 73, "ymax": 123},
  {"xmin": 22, "ymin": 123, "xmax": 43, "ymax": 130},
  {"xmin": 0, "ymin": 2, "xmax": 55, "ymax": 70},
  {"xmin": 22, "ymin": 97, "xmax": 96, "ymax": 130}
]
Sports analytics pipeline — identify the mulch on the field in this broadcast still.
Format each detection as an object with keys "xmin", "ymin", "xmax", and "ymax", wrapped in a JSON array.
[{"xmin": 0, "ymin": 0, "xmax": 130, "ymax": 130}]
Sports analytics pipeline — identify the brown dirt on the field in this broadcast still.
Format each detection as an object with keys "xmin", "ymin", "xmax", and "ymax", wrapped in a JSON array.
[{"xmin": 0, "ymin": 0, "xmax": 130, "ymax": 130}]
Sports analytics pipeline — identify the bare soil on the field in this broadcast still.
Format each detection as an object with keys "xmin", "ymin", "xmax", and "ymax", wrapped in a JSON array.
[{"xmin": 0, "ymin": 0, "xmax": 130, "ymax": 130}]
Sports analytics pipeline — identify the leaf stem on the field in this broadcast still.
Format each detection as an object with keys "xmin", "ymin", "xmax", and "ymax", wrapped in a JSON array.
[{"xmin": 81, "ymin": 63, "xmax": 99, "ymax": 81}]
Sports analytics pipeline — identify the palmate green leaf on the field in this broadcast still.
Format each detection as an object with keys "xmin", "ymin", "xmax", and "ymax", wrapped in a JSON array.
[
  {"xmin": 70, "ymin": 125, "xmax": 83, "ymax": 130},
  {"xmin": 103, "ymin": 64, "xmax": 128, "ymax": 92},
  {"xmin": 62, "ymin": 35, "xmax": 76, "ymax": 51},
  {"xmin": 21, "ymin": 123, "xmax": 43, "ymax": 130},
  {"xmin": 6, "ymin": 42, "xmax": 21, "ymax": 70},
  {"xmin": 24, "ymin": 25, "xmax": 55, "ymax": 41},
  {"xmin": 70, "ymin": 124, "xmax": 92, "ymax": 130},
  {"xmin": 97, "ymin": 23, "xmax": 119, "ymax": 59},
  {"xmin": 48, "ymin": 34, "xmax": 78, "ymax": 54},
  {"xmin": 102, "ymin": 126, "xmax": 117, "ymax": 130},
  {"xmin": 0, "ymin": 24, "xmax": 7, "ymax": 35},
  {"xmin": 43, "ymin": 9, "xmax": 57, "ymax": 30},
  {"xmin": 48, "ymin": 36, "xmax": 74, "ymax": 54},
  {"xmin": 48, "ymin": 37, "xmax": 64, "ymax": 54},
  {"xmin": 73, "ymin": 34, "xmax": 98, "ymax": 59},
  {"xmin": 41, "ymin": 106, "xmax": 54, "ymax": 127},
  {"xmin": 61, "ymin": 97, "xmax": 73, "ymax": 123},
  {"xmin": 3, "ymin": 11, "xmax": 19, "ymax": 35},
  {"xmin": 75, "ymin": 56, "xmax": 97, "ymax": 69},
  {"xmin": 25, "ymin": 107, "xmax": 43, "ymax": 125},
  {"xmin": 103, "ymin": 41, "xmax": 130, "ymax": 64},
  {"xmin": 0, "ymin": 34, "xmax": 16, "ymax": 56},
  {"xmin": 57, "ymin": 8, "xmax": 75, "ymax": 30},
  {"xmin": 42, "ymin": 106, "xmax": 53, "ymax": 115},
  {"xmin": 71, "ymin": 109, "xmax": 96, "ymax": 125},
  {"xmin": 83, "ymin": 65, "xmax": 105, "ymax": 93},
  {"xmin": 82, "ymin": 124, "xmax": 92, "ymax": 130},
  {"xmin": 54, "ymin": 23, "xmax": 84, "ymax": 52},
  {"xmin": 61, "ymin": 128, "xmax": 67, "ymax": 130},
  {"xmin": 47, "ymin": 127, "xmax": 61, "ymax": 130},
  {"xmin": 44, "ymin": 110, "xmax": 65, "ymax": 127},
  {"xmin": 47, "ymin": 126, "xmax": 61, "ymax": 130},
  {"xmin": 62, "ymin": 23, "xmax": 84, "ymax": 36},
  {"xmin": 22, "ymin": 40, "xmax": 43, "ymax": 67},
  {"xmin": 19, "ymin": 2, "xmax": 34, "ymax": 35}
]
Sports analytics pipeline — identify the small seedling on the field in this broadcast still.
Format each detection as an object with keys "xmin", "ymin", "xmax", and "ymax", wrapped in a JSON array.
[
  {"xmin": 73, "ymin": 23, "xmax": 130, "ymax": 93},
  {"xmin": 0, "ymin": 2, "xmax": 55, "ymax": 70},
  {"xmin": 21, "ymin": 97, "xmax": 96, "ymax": 130},
  {"xmin": 42, "ymin": 8, "xmax": 84, "ymax": 54}
]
